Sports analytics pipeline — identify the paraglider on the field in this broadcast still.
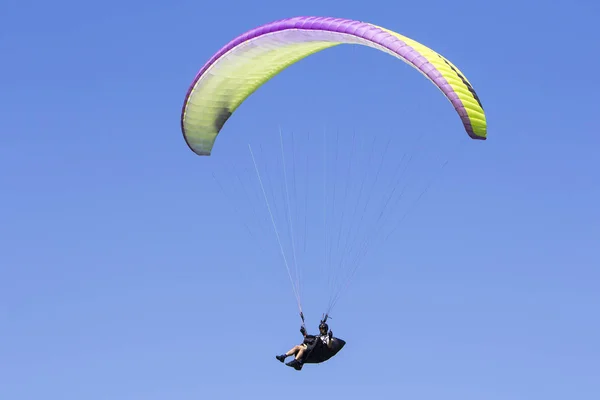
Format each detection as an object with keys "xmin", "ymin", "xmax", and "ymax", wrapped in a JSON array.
[
  {"xmin": 180, "ymin": 15, "xmax": 487, "ymax": 369},
  {"xmin": 275, "ymin": 315, "xmax": 345, "ymax": 370},
  {"xmin": 180, "ymin": 16, "xmax": 486, "ymax": 156}
]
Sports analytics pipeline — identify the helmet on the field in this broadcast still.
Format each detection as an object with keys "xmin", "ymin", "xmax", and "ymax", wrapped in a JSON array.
[{"xmin": 319, "ymin": 322, "xmax": 328, "ymax": 332}]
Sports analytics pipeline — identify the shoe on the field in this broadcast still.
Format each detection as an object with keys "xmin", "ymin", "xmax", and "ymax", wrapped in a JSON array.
[
  {"xmin": 276, "ymin": 355, "xmax": 286, "ymax": 363},
  {"xmin": 286, "ymin": 359, "xmax": 303, "ymax": 370}
]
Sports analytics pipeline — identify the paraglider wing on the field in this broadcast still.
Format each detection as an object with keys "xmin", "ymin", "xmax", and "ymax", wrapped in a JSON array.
[{"xmin": 180, "ymin": 16, "xmax": 487, "ymax": 156}]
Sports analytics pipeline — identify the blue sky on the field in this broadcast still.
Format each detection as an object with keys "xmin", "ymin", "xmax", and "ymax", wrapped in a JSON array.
[{"xmin": 2, "ymin": 0, "xmax": 599, "ymax": 399}]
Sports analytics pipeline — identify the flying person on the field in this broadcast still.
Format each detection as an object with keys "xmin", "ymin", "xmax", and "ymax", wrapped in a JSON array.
[{"xmin": 276, "ymin": 321, "xmax": 333, "ymax": 370}]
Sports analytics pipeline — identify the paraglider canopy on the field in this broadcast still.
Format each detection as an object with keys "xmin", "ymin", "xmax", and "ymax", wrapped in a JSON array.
[{"xmin": 180, "ymin": 16, "xmax": 486, "ymax": 156}]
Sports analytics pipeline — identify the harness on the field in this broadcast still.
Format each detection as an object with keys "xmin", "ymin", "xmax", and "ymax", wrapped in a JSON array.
[{"xmin": 299, "ymin": 312, "xmax": 331, "ymax": 363}]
